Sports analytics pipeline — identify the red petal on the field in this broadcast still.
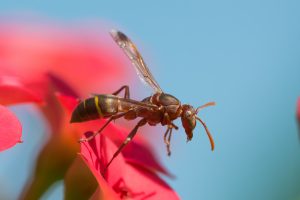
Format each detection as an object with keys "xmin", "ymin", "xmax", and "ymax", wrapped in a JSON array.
[
  {"xmin": 81, "ymin": 134, "xmax": 179, "ymax": 200},
  {"xmin": 0, "ymin": 105, "xmax": 22, "ymax": 151},
  {"xmin": 0, "ymin": 76, "xmax": 42, "ymax": 105},
  {"xmin": 80, "ymin": 154, "xmax": 120, "ymax": 200}
]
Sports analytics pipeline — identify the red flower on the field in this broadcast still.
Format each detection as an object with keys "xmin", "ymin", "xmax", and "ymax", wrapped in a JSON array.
[
  {"xmin": 80, "ymin": 133, "xmax": 180, "ymax": 200},
  {"xmin": 0, "ymin": 21, "xmax": 176, "ymax": 199},
  {"xmin": 0, "ymin": 21, "xmax": 129, "ymax": 151}
]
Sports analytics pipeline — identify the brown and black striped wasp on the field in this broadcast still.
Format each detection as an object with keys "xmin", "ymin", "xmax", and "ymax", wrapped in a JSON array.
[{"xmin": 71, "ymin": 30, "xmax": 216, "ymax": 170}]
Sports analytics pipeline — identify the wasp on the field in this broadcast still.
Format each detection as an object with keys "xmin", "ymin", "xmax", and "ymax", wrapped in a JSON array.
[{"xmin": 71, "ymin": 30, "xmax": 215, "ymax": 170}]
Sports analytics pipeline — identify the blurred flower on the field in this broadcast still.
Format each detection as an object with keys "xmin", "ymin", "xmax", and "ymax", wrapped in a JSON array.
[
  {"xmin": 0, "ymin": 22, "xmax": 130, "ymax": 151},
  {"xmin": 0, "ymin": 21, "xmax": 173, "ymax": 199},
  {"xmin": 0, "ymin": 72, "xmax": 77, "ymax": 151},
  {"xmin": 0, "ymin": 22, "xmax": 128, "ymax": 96}
]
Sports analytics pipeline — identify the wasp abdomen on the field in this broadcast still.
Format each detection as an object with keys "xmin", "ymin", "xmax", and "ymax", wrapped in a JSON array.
[{"xmin": 70, "ymin": 95, "xmax": 119, "ymax": 123}]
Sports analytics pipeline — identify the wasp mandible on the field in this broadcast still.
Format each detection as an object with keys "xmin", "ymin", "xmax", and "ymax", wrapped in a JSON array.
[{"xmin": 71, "ymin": 30, "xmax": 216, "ymax": 170}]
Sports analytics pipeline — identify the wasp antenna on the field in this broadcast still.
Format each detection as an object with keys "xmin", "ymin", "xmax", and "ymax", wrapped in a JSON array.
[
  {"xmin": 195, "ymin": 102, "xmax": 216, "ymax": 114},
  {"xmin": 196, "ymin": 116, "xmax": 215, "ymax": 151}
]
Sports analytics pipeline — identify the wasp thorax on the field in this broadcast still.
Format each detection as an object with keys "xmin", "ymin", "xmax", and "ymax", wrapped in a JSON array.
[{"xmin": 181, "ymin": 104, "xmax": 196, "ymax": 141}]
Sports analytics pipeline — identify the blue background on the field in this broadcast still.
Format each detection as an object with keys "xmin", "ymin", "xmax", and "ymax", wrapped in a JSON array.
[{"xmin": 0, "ymin": 1, "xmax": 300, "ymax": 199}]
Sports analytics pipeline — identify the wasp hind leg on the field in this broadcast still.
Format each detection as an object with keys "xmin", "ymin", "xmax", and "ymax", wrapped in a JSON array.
[
  {"xmin": 112, "ymin": 85, "xmax": 130, "ymax": 99},
  {"xmin": 79, "ymin": 112, "xmax": 127, "ymax": 143},
  {"xmin": 103, "ymin": 118, "xmax": 147, "ymax": 174}
]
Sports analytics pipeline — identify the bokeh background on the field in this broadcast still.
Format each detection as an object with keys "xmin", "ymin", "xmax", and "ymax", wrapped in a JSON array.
[{"xmin": 1, "ymin": 1, "xmax": 300, "ymax": 199}]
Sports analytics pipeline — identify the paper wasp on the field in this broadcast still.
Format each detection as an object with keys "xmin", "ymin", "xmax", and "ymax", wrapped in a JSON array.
[{"xmin": 71, "ymin": 30, "xmax": 215, "ymax": 170}]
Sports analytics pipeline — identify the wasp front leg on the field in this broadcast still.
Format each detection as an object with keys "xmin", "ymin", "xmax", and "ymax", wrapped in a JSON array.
[
  {"xmin": 162, "ymin": 112, "xmax": 178, "ymax": 129},
  {"xmin": 162, "ymin": 113, "xmax": 178, "ymax": 156},
  {"xmin": 163, "ymin": 122, "xmax": 178, "ymax": 156}
]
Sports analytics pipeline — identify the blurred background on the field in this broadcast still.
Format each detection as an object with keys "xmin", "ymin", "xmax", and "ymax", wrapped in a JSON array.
[{"xmin": 1, "ymin": 1, "xmax": 300, "ymax": 199}]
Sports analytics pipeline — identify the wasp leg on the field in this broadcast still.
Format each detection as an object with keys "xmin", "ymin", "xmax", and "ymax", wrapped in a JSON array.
[
  {"xmin": 171, "ymin": 123, "xmax": 178, "ymax": 130},
  {"xmin": 79, "ymin": 112, "xmax": 127, "ymax": 143},
  {"xmin": 167, "ymin": 128, "xmax": 173, "ymax": 156},
  {"xmin": 162, "ymin": 112, "xmax": 178, "ymax": 130},
  {"xmin": 103, "ymin": 118, "xmax": 147, "ymax": 173},
  {"xmin": 163, "ymin": 128, "xmax": 170, "ymax": 145},
  {"xmin": 163, "ymin": 128, "xmax": 171, "ymax": 156},
  {"xmin": 162, "ymin": 112, "xmax": 171, "ymax": 126},
  {"xmin": 162, "ymin": 113, "xmax": 176, "ymax": 156},
  {"xmin": 112, "ymin": 85, "xmax": 130, "ymax": 99},
  {"xmin": 164, "ymin": 127, "xmax": 173, "ymax": 156}
]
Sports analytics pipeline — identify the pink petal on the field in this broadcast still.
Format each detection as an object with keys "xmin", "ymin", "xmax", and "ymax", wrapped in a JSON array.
[
  {"xmin": 0, "ymin": 105, "xmax": 22, "ymax": 151},
  {"xmin": 0, "ymin": 76, "xmax": 42, "ymax": 105},
  {"xmin": 81, "ymin": 134, "xmax": 179, "ymax": 200},
  {"xmin": 80, "ymin": 154, "xmax": 121, "ymax": 200}
]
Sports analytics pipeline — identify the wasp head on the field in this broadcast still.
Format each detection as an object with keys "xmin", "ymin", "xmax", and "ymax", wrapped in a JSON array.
[
  {"xmin": 181, "ymin": 105, "xmax": 197, "ymax": 141},
  {"xmin": 181, "ymin": 102, "xmax": 216, "ymax": 151}
]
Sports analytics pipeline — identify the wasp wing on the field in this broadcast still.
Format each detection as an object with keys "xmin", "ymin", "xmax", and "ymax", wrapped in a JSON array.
[
  {"xmin": 121, "ymin": 97, "xmax": 159, "ymax": 109},
  {"xmin": 110, "ymin": 30, "xmax": 163, "ymax": 93},
  {"xmin": 93, "ymin": 94, "xmax": 158, "ymax": 109}
]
